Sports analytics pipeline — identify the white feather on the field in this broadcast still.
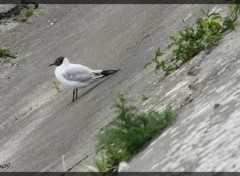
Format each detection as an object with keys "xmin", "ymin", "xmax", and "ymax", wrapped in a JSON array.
[{"xmin": 55, "ymin": 58, "xmax": 104, "ymax": 88}]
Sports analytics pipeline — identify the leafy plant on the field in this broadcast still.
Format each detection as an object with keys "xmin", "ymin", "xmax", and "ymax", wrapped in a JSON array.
[
  {"xmin": 144, "ymin": 48, "xmax": 165, "ymax": 73},
  {"xmin": 0, "ymin": 47, "xmax": 11, "ymax": 58},
  {"xmin": 87, "ymin": 155, "xmax": 111, "ymax": 174},
  {"xmin": 144, "ymin": 48, "xmax": 177, "ymax": 75},
  {"xmin": 145, "ymin": 3, "xmax": 240, "ymax": 75},
  {"xmin": 25, "ymin": 8, "xmax": 34, "ymax": 17},
  {"xmin": 168, "ymin": 10, "xmax": 223, "ymax": 60},
  {"xmin": 223, "ymin": 0, "xmax": 240, "ymax": 29},
  {"xmin": 223, "ymin": 15, "xmax": 237, "ymax": 29},
  {"xmin": 92, "ymin": 94, "xmax": 177, "ymax": 173},
  {"xmin": 196, "ymin": 10, "xmax": 223, "ymax": 49},
  {"xmin": 20, "ymin": 7, "xmax": 34, "ymax": 22}
]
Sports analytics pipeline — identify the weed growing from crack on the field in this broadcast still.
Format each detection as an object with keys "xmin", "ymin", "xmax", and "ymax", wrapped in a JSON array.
[
  {"xmin": 20, "ymin": 7, "xmax": 34, "ymax": 22},
  {"xmin": 145, "ymin": 1, "xmax": 240, "ymax": 75},
  {"xmin": 0, "ymin": 47, "xmax": 11, "ymax": 58},
  {"xmin": 0, "ymin": 0, "xmax": 38, "ymax": 22},
  {"xmin": 223, "ymin": 0, "xmax": 240, "ymax": 29},
  {"xmin": 88, "ymin": 94, "xmax": 177, "ymax": 173},
  {"xmin": 93, "ymin": 155, "xmax": 110, "ymax": 173}
]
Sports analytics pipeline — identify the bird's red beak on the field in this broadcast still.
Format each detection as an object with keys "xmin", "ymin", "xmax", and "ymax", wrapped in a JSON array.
[{"xmin": 49, "ymin": 63, "xmax": 55, "ymax": 66}]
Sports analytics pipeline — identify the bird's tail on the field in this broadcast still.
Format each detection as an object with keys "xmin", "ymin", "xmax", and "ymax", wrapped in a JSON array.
[{"xmin": 101, "ymin": 69, "xmax": 119, "ymax": 77}]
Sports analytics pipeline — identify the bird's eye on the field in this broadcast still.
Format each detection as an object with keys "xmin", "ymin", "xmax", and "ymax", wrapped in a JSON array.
[{"xmin": 56, "ymin": 60, "xmax": 59, "ymax": 63}]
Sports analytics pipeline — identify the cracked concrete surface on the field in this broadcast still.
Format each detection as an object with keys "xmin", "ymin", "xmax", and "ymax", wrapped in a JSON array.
[
  {"xmin": 0, "ymin": 3, "xmax": 236, "ymax": 172},
  {"xmin": 126, "ymin": 25, "xmax": 240, "ymax": 171}
]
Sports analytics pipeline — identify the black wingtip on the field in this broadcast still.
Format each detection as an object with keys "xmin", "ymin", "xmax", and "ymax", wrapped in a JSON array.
[{"xmin": 101, "ymin": 69, "xmax": 120, "ymax": 77}]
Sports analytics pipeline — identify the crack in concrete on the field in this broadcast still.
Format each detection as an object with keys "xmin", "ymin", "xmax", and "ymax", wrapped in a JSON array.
[
  {"xmin": 0, "ymin": 0, "xmax": 38, "ymax": 21},
  {"xmin": 65, "ymin": 153, "xmax": 93, "ymax": 173}
]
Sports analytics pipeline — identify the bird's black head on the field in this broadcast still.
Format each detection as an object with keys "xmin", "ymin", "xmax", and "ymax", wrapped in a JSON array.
[{"xmin": 49, "ymin": 56, "xmax": 65, "ymax": 67}]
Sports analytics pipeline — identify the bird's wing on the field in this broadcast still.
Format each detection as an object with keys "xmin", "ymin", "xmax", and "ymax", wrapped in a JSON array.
[{"xmin": 64, "ymin": 64, "xmax": 102, "ymax": 82}]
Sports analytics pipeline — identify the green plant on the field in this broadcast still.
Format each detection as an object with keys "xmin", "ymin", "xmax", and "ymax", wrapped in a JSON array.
[
  {"xmin": 94, "ymin": 156, "xmax": 109, "ymax": 172},
  {"xmin": 89, "ymin": 155, "xmax": 113, "ymax": 174},
  {"xmin": 229, "ymin": 0, "xmax": 240, "ymax": 13},
  {"xmin": 144, "ymin": 48, "xmax": 177, "ymax": 75},
  {"xmin": 196, "ymin": 10, "xmax": 223, "ymax": 49},
  {"xmin": 93, "ymin": 94, "xmax": 177, "ymax": 173},
  {"xmin": 223, "ymin": 0, "xmax": 240, "ymax": 29},
  {"xmin": 168, "ymin": 10, "xmax": 223, "ymax": 58},
  {"xmin": 145, "ymin": 1, "xmax": 240, "ymax": 75},
  {"xmin": 144, "ymin": 48, "xmax": 165, "ymax": 74},
  {"xmin": 25, "ymin": 8, "xmax": 34, "ymax": 17},
  {"xmin": 0, "ymin": 47, "xmax": 11, "ymax": 57},
  {"xmin": 20, "ymin": 7, "xmax": 34, "ymax": 22},
  {"xmin": 141, "ymin": 93, "xmax": 149, "ymax": 102}
]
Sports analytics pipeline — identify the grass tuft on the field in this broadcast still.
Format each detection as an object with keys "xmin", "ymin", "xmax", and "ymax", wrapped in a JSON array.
[
  {"xmin": 90, "ymin": 94, "xmax": 177, "ymax": 173},
  {"xmin": 0, "ymin": 47, "xmax": 11, "ymax": 58},
  {"xmin": 25, "ymin": 8, "xmax": 34, "ymax": 17},
  {"xmin": 20, "ymin": 8, "xmax": 34, "ymax": 22}
]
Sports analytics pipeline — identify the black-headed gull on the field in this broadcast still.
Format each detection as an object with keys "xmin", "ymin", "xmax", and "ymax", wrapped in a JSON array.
[{"xmin": 49, "ymin": 56, "xmax": 119, "ymax": 103}]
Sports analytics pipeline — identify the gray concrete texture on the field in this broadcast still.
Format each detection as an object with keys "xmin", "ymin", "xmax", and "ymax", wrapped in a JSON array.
[
  {"xmin": 126, "ymin": 21, "xmax": 240, "ymax": 172},
  {"xmin": 0, "ymin": 4, "xmax": 236, "ymax": 172}
]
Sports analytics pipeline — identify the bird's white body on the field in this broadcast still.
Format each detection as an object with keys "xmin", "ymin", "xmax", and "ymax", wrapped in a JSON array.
[{"xmin": 55, "ymin": 58, "xmax": 103, "ymax": 89}]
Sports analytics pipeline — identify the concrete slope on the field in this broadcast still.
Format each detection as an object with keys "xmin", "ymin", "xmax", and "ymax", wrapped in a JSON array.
[
  {"xmin": 0, "ymin": 4, "xmax": 220, "ymax": 171},
  {"xmin": 126, "ymin": 20, "xmax": 240, "ymax": 172}
]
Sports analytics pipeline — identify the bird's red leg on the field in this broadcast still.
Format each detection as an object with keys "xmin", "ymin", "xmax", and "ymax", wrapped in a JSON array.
[
  {"xmin": 72, "ymin": 89, "xmax": 75, "ymax": 102},
  {"xmin": 75, "ymin": 89, "xmax": 78, "ymax": 99}
]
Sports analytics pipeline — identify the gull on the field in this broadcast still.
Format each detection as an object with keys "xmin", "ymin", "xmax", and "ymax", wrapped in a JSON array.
[{"xmin": 49, "ymin": 56, "xmax": 119, "ymax": 103}]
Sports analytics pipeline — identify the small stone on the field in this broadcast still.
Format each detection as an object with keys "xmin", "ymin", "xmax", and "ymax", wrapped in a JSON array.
[{"xmin": 214, "ymin": 103, "xmax": 220, "ymax": 109}]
